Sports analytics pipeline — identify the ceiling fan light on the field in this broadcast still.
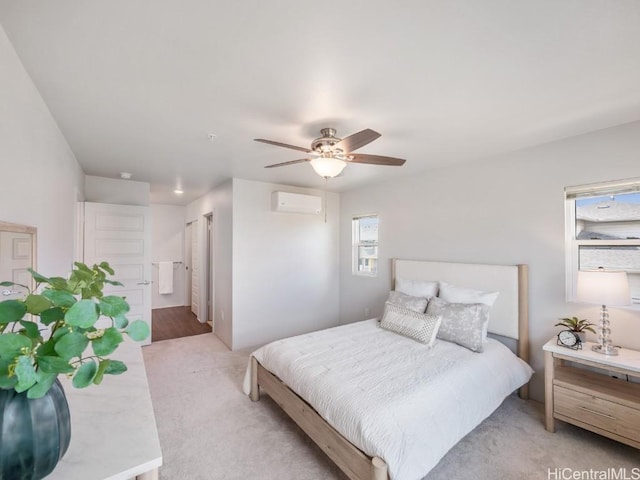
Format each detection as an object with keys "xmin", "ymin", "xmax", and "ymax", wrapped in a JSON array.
[{"xmin": 310, "ymin": 157, "xmax": 346, "ymax": 178}]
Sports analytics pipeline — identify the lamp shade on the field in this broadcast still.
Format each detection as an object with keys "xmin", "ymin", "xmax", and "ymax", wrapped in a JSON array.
[
  {"xmin": 310, "ymin": 157, "xmax": 346, "ymax": 178},
  {"xmin": 577, "ymin": 269, "xmax": 630, "ymax": 306}
]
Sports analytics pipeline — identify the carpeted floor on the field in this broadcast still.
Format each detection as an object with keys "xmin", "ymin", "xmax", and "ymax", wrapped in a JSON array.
[{"xmin": 142, "ymin": 333, "xmax": 639, "ymax": 480}]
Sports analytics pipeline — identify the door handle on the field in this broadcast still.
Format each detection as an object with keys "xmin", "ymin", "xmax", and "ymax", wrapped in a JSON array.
[
  {"xmin": 2, "ymin": 289, "xmax": 19, "ymax": 296},
  {"xmin": 137, "ymin": 281, "xmax": 151, "ymax": 285}
]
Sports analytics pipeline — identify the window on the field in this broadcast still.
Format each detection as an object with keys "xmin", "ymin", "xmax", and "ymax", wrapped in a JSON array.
[
  {"xmin": 565, "ymin": 178, "xmax": 640, "ymax": 306},
  {"xmin": 352, "ymin": 214, "xmax": 378, "ymax": 275}
]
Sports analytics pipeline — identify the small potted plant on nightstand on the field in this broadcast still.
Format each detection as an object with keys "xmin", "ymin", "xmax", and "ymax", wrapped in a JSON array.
[{"xmin": 554, "ymin": 316, "xmax": 596, "ymax": 343}]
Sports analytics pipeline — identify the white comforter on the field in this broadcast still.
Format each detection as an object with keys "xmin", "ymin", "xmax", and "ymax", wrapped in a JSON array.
[{"xmin": 243, "ymin": 319, "xmax": 533, "ymax": 480}]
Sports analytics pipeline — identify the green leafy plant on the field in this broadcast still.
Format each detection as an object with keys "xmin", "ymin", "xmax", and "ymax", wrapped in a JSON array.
[
  {"xmin": 0, "ymin": 262, "xmax": 149, "ymax": 399},
  {"xmin": 554, "ymin": 316, "xmax": 597, "ymax": 334}
]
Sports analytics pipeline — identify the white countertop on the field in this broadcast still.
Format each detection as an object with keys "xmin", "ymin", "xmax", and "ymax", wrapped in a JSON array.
[
  {"xmin": 47, "ymin": 339, "xmax": 162, "ymax": 480},
  {"xmin": 543, "ymin": 337, "xmax": 640, "ymax": 374}
]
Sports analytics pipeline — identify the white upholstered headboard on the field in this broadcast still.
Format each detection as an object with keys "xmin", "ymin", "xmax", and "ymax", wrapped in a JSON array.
[{"xmin": 392, "ymin": 259, "xmax": 529, "ymax": 363}]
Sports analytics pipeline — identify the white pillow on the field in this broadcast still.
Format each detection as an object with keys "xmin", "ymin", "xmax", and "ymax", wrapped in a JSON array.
[
  {"xmin": 386, "ymin": 291, "xmax": 429, "ymax": 313},
  {"xmin": 438, "ymin": 281, "xmax": 498, "ymax": 306},
  {"xmin": 395, "ymin": 276, "xmax": 438, "ymax": 298},
  {"xmin": 380, "ymin": 302, "xmax": 442, "ymax": 346}
]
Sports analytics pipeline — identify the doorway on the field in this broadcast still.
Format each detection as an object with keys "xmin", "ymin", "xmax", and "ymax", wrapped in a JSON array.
[{"xmin": 151, "ymin": 218, "xmax": 212, "ymax": 342}]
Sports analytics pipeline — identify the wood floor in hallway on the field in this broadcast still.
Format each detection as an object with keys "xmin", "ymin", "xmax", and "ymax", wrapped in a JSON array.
[{"xmin": 152, "ymin": 306, "xmax": 212, "ymax": 342}]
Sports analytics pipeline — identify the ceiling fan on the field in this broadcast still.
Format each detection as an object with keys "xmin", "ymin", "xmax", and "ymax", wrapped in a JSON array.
[{"xmin": 254, "ymin": 128, "xmax": 406, "ymax": 178}]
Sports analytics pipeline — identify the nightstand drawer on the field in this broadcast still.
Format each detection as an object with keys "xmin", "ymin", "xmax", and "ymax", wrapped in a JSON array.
[{"xmin": 555, "ymin": 385, "xmax": 640, "ymax": 443}]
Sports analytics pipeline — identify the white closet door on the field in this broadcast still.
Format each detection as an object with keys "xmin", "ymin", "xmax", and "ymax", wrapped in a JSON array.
[
  {"xmin": 190, "ymin": 220, "xmax": 199, "ymax": 318},
  {"xmin": 0, "ymin": 230, "xmax": 33, "ymax": 299},
  {"xmin": 83, "ymin": 202, "xmax": 152, "ymax": 345}
]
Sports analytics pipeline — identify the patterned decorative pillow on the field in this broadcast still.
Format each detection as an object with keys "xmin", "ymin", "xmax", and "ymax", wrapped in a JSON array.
[
  {"xmin": 380, "ymin": 302, "xmax": 442, "ymax": 346},
  {"xmin": 386, "ymin": 291, "xmax": 429, "ymax": 313},
  {"xmin": 426, "ymin": 297, "xmax": 490, "ymax": 352},
  {"xmin": 395, "ymin": 276, "xmax": 439, "ymax": 298},
  {"xmin": 438, "ymin": 281, "xmax": 498, "ymax": 342}
]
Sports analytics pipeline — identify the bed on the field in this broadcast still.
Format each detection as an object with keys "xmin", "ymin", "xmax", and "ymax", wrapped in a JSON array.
[{"xmin": 243, "ymin": 259, "xmax": 533, "ymax": 480}]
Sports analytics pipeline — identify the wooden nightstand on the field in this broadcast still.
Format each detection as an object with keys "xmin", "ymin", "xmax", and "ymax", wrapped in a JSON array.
[{"xmin": 543, "ymin": 338, "xmax": 640, "ymax": 449}]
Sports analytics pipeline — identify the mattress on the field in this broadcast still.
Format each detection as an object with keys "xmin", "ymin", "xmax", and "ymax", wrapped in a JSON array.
[{"xmin": 243, "ymin": 319, "xmax": 533, "ymax": 480}]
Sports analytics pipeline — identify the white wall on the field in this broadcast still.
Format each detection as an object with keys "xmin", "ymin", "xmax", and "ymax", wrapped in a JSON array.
[
  {"xmin": 232, "ymin": 179, "xmax": 340, "ymax": 350},
  {"xmin": 186, "ymin": 180, "xmax": 233, "ymax": 348},
  {"xmin": 187, "ymin": 178, "xmax": 341, "ymax": 351},
  {"xmin": 151, "ymin": 204, "xmax": 186, "ymax": 309},
  {"xmin": 85, "ymin": 175, "xmax": 150, "ymax": 206},
  {"xmin": 0, "ymin": 26, "xmax": 84, "ymax": 276},
  {"xmin": 339, "ymin": 120, "xmax": 640, "ymax": 402}
]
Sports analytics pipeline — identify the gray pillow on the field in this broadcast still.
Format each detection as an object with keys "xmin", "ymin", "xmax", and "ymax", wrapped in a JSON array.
[
  {"xmin": 438, "ymin": 281, "xmax": 498, "ymax": 343},
  {"xmin": 386, "ymin": 290, "xmax": 429, "ymax": 313},
  {"xmin": 426, "ymin": 297, "xmax": 490, "ymax": 352},
  {"xmin": 380, "ymin": 302, "xmax": 442, "ymax": 346}
]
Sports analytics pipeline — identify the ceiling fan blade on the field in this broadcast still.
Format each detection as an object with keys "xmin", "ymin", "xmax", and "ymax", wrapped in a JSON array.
[
  {"xmin": 254, "ymin": 138, "xmax": 311, "ymax": 153},
  {"xmin": 348, "ymin": 153, "xmax": 406, "ymax": 166},
  {"xmin": 334, "ymin": 129, "xmax": 381, "ymax": 153},
  {"xmin": 264, "ymin": 158, "xmax": 312, "ymax": 168}
]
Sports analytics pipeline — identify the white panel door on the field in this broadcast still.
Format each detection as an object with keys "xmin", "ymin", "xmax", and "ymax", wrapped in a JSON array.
[
  {"xmin": 206, "ymin": 214, "xmax": 213, "ymax": 325},
  {"xmin": 190, "ymin": 220, "xmax": 199, "ymax": 318},
  {"xmin": 83, "ymin": 202, "xmax": 152, "ymax": 345},
  {"xmin": 0, "ymin": 231, "xmax": 33, "ymax": 300}
]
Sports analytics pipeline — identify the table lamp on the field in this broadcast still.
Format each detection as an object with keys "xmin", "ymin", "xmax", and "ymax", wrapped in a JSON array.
[{"xmin": 576, "ymin": 267, "xmax": 630, "ymax": 356}]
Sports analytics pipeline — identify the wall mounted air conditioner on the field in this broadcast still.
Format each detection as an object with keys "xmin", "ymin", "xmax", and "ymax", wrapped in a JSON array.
[{"xmin": 271, "ymin": 191, "xmax": 322, "ymax": 214}]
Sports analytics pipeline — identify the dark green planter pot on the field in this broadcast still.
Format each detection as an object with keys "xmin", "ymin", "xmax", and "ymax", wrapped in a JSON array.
[{"xmin": 0, "ymin": 379, "xmax": 71, "ymax": 480}]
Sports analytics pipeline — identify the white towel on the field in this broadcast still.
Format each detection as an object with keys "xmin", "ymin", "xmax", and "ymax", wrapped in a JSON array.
[{"xmin": 158, "ymin": 262, "xmax": 174, "ymax": 295}]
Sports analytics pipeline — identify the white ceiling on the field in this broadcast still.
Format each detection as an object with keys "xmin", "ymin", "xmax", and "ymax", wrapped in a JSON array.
[{"xmin": 1, "ymin": 1, "xmax": 640, "ymax": 205}]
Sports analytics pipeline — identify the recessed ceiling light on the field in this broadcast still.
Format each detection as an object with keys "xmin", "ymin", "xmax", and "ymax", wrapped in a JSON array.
[
  {"xmin": 119, "ymin": 172, "xmax": 132, "ymax": 180},
  {"xmin": 174, "ymin": 188, "xmax": 184, "ymax": 195}
]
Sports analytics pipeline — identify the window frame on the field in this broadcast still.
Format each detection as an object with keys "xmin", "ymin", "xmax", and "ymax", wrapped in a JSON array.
[
  {"xmin": 565, "ymin": 178, "xmax": 640, "ymax": 307},
  {"xmin": 352, "ymin": 213, "xmax": 379, "ymax": 277}
]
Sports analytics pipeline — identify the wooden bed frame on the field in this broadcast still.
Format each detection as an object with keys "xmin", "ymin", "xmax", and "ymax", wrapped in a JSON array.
[{"xmin": 249, "ymin": 260, "xmax": 530, "ymax": 480}]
